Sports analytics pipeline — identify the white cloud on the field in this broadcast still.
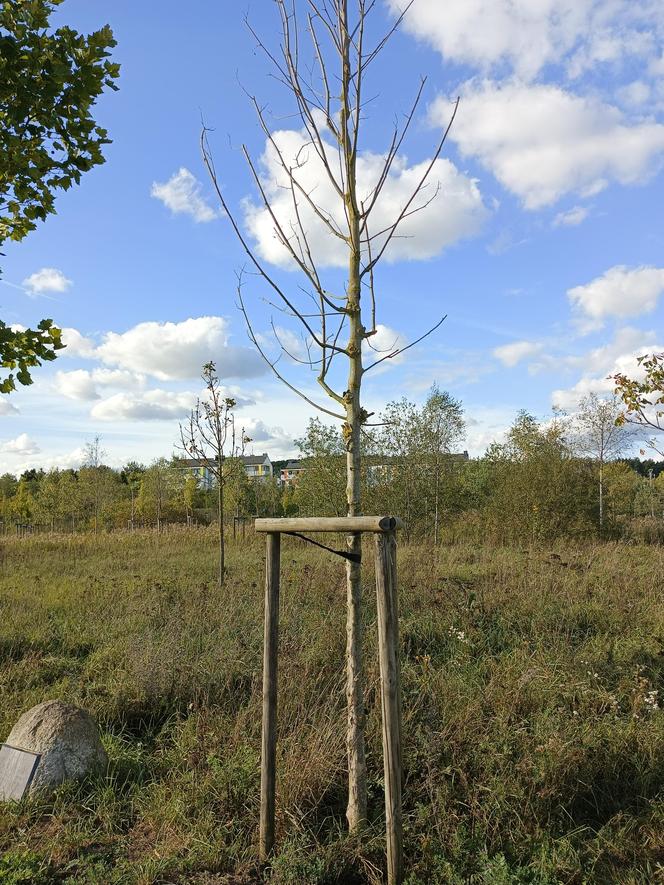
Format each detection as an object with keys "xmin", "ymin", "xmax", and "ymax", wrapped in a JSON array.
[
  {"xmin": 244, "ymin": 127, "xmax": 488, "ymax": 269},
  {"xmin": 388, "ymin": 0, "xmax": 663, "ymax": 82},
  {"xmin": 54, "ymin": 369, "xmax": 99, "ymax": 401},
  {"xmin": 553, "ymin": 206, "xmax": 590, "ymax": 228},
  {"xmin": 151, "ymin": 167, "xmax": 218, "ymax": 223},
  {"xmin": 551, "ymin": 327, "xmax": 661, "ymax": 410},
  {"xmin": 61, "ymin": 328, "xmax": 97, "ymax": 359},
  {"xmin": 1, "ymin": 433, "xmax": 40, "ymax": 455},
  {"xmin": 617, "ymin": 81, "xmax": 652, "ymax": 108},
  {"xmin": 54, "ymin": 368, "xmax": 145, "ymax": 401},
  {"xmin": 363, "ymin": 324, "xmax": 409, "ymax": 367},
  {"xmin": 568, "ymin": 265, "xmax": 664, "ymax": 324},
  {"xmin": 0, "ymin": 399, "xmax": 19, "ymax": 416},
  {"xmin": 22, "ymin": 267, "xmax": 72, "ymax": 296},
  {"xmin": 435, "ymin": 81, "xmax": 664, "ymax": 209},
  {"xmin": 90, "ymin": 390, "xmax": 198, "ymax": 422},
  {"xmin": 493, "ymin": 340, "xmax": 542, "ymax": 367},
  {"xmin": 96, "ymin": 316, "xmax": 265, "ymax": 380}
]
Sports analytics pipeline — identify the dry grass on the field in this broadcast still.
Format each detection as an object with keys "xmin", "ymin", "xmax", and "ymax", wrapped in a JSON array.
[{"xmin": 0, "ymin": 529, "xmax": 663, "ymax": 883}]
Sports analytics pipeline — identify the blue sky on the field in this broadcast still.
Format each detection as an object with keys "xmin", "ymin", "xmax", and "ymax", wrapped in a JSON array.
[{"xmin": 1, "ymin": 0, "xmax": 663, "ymax": 473}]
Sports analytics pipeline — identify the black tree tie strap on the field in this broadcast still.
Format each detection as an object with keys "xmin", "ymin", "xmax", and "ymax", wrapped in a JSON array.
[{"xmin": 283, "ymin": 531, "xmax": 362, "ymax": 564}]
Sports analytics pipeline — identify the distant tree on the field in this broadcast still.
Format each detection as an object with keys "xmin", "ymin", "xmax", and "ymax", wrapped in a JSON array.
[
  {"xmin": 374, "ymin": 386, "xmax": 465, "ymax": 540},
  {"xmin": 614, "ymin": 352, "xmax": 664, "ymax": 456},
  {"xmin": 1, "ymin": 0, "xmax": 119, "ymax": 391},
  {"xmin": 485, "ymin": 411, "xmax": 596, "ymax": 542},
  {"xmin": 138, "ymin": 458, "xmax": 172, "ymax": 531},
  {"xmin": 36, "ymin": 468, "xmax": 61, "ymax": 530},
  {"xmin": 570, "ymin": 393, "xmax": 638, "ymax": 532},
  {"xmin": 293, "ymin": 418, "xmax": 346, "ymax": 517},
  {"xmin": 78, "ymin": 436, "xmax": 118, "ymax": 532},
  {"xmin": 180, "ymin": 362, "xmax": 247, "ymax": 585}
]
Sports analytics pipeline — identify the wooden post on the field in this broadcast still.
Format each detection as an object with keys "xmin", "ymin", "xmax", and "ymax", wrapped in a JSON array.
[
  {"xmin": 375, "ymin": 531, "xmax": 403, "ymax": 885},
  {"xmin": 260, "ymin": 531, "xmax": 281, "ymax": 861}
]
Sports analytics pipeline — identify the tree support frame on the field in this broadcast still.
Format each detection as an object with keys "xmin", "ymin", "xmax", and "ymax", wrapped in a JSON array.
[{"xmin": 255, "ymin": 515, "xmax": 404, "ymax": 884}]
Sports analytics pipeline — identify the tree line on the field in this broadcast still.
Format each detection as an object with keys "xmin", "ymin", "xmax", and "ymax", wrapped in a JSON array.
[{"xmin": 2, "ymin": 388, "xmax": 662, "ymax": 543}]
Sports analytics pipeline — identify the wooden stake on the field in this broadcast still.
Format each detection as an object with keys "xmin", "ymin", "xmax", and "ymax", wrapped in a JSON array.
[
  {"xmin": 260, "ymin": 531, "xmax": 281, "ymax": 861},
  {"xmin": 375, "ymin": 531, "xmax": 403, "ymax": 885}
]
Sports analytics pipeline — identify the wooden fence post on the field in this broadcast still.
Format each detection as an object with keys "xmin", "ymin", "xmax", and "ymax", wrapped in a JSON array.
[
  {"xmin": 375, "ymin": 530, "xmax": 403, "ymax": 885},
  {"xmin": 260, "ymin": 531, "xmax": 281, "ymax": 861}
]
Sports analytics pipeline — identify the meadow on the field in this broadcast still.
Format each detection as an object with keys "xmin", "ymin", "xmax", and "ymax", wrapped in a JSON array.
[{"xmin": 1, "ymin": 528, "xmax": 663, "ymax": 884}]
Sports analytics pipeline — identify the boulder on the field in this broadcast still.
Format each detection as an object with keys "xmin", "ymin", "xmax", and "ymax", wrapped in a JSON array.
[{"xmin": 5, "ymin": 700, "xmax": 107, "ymax": 795}]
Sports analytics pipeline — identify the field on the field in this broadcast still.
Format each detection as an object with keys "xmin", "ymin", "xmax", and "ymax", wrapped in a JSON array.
[{"xmin": 1, "ymin": 529, "xmax": 664, "ymax": 884}]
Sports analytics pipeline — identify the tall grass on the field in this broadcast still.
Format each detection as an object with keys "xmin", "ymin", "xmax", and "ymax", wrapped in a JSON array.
[{"xmin": 1, "ymin": 529, "xmax": 663, "ymax": 883}]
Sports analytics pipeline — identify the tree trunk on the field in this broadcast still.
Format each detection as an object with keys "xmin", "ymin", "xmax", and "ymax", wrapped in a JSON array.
[
  {"xmin": 218, "ymin": 468, "xmax": 225, "ymax": 585},
  {"xmin": 340, "ymin": 0, "xmax": 368, "ymax": 831},
  {"xmin": 599, "ymin": 460, "xmax": 604, "ymax": 533}
]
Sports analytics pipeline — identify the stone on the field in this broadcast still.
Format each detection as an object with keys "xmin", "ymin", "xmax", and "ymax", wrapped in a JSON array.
[{"xmin": 4, "ymin": 700, "xmax": 107, "ymax": 795}]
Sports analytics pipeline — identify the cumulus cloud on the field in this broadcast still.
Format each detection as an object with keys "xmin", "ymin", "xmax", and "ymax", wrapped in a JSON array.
[
  {"xmin": 388, "ymin": 0, "xmax": 663, "ymax": 81},
  {"xmin": 363, "ymin": 324, "xmax": 409, "ymax": 368},
  {"xmin": 1, "ymin": 433, "xmax": 40, "ymax": 455},
  {"xmin": 151, "ymin": 167, "xmax": 219, "ymax": 223},
  {"xmin": 244, "ymin": 127, "xmax": 488, "ymax": 269},
  {"xmin": 568, "ymin": 265, "xmax": 664, "ymax": 324},
  {"xmin": 90, "ymin": 390, "xmax": 198, "ymax": 422},
  {"xmin": 0, "ymin": 399, "xmax": 19, "ymax": 416},
  {"xmin": 551, "ymin": 327, "xmax": 661, "ymax": 410},
  {"xmin": 54, "ymin": 368, "xmax": 145, "ymax": 401},
  {"xmin": 22, "ymin": 267, "xmax": 72, "ymax": 296},
  {"xmin": 97, "ymin": 316, "xmax": 265, "ymax": 381},
  {"xmin": 434, "ymin": 82, "xmax": 664, "ymax": 209},
  {"xmin": 61, "ymin": 327, "xmax": 97, "ymax": 359},
  {"xmin": 553, "ymin": 206, "xmax": 590, "ymax": 228},
  {"xmin": 493, "ymin": 340, "xmax": 542, "ymax": 367}
]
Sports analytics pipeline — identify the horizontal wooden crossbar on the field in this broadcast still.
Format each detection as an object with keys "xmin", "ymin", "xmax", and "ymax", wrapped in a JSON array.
[{"xmin": 255, "ymin": 516, "xmax": 403, "ymax": 534}]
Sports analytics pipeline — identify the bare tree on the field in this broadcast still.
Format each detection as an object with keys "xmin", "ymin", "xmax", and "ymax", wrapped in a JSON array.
[
  {"xmin": 571, "ymin": 393, "xmax": 638, "ymax": 531},
  {"xmin": 203, "ymin": 0, "xmax": 457, "ymax": 830},
  {"xmin": 180, "ymin": 362, "xmax": 247, "ymax": 586}
]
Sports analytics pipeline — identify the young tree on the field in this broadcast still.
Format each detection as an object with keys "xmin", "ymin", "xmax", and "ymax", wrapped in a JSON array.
[
  {"xmin": 180, "ymin": 362, "xmax": 244, "ymax": 585},
  {"xmin": 138, "ymin": 459, "xmax": 175, "ymax": 531},
  {"xmin": 1, "ymin": 0, "xmax": 119, "ymax": 390},
  {"xmin": 203, "ymin": 1, "xmax": 457, "ymax": 829},
  {"xmin": 78, "ymin": 436, "xmax": 117, "ymax": 533},
  {"xmin": 614, "ymin": 352, "xmax": 664, "ymax": 457},
  {"xmin": 570, "ymin": 393, "xmax": 638, "ymax": 531}
]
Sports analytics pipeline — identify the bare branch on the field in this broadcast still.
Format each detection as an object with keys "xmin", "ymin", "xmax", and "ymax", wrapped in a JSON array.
[{"xmin": 364, "ymin": 314, "xmax": 447, "ymax": 372}]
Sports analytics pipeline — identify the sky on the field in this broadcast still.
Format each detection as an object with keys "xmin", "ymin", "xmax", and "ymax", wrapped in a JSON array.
[{"xmin": 1, "ymin": 0, "xmax": 663, "ymax": 474}]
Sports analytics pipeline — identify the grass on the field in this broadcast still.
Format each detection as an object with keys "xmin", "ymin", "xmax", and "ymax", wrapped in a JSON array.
[{"xmin": 0, "ymin": 528, "xmax": 663, "ymax": 883}]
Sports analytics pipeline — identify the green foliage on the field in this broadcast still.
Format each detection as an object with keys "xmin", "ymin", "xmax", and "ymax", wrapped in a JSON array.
[
  {"xmin": 0, "ymin": 0, "xmax": 118, "ymax": 390},
  {"xmin": 0, "ymin": 851, "xmax": 52, "ymax": 885},
  {"xmin": 615, "ymin": 351, "xmax": 664, "ymax": 456},
  {"xmin": 0, "ymin": 319, "xmax": 63, "ymax": 392},
  {"xmin": 0, "ymin": 0, "xmax": 119, "ymax": 246}
]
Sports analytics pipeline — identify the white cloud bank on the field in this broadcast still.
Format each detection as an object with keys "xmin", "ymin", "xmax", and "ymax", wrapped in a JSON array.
[
  {"xmin": 151, "ymin": 167, "xmax": 219, "ymax": 223},
  {"xmin": 1, "ymin": 433, "xmax": 40, "ymax": 456},
  {"xmin": 54, "ymin": 368, "xmax": 146, "ymax": 401},
  {"xmin": 551, "ymin": 327, "xmax": 661, "ymax": 410},
  {"xmin": 90, "ymin": 390, "xmax": 198, "ymax": 422},
  {"xmin": 433, "ymin": 82, "xmax": 664, "ymax": 209},
  {"xmin": 245, "ymin": 127, "xmax": 489, "ymax": 269},
  {"xmin": 388, "ymin": 0, "xmax": 663, "ymax": 81},
  {"xmin": 493, "ymin": 340, "xmax": 542, "ymax": 367},
  {"xmin": 96, "ymin": 317, "xmax": 265, "ymax": 381},
  {"xmin": 22, "ymin": 267, "xmax": 72, "ymax": 296},
  {"xmin": 568, "ymin": 265, "xmax": 664, "ymax": 323},
  {"xmin": 0, "ymin": 398, "xmax": 19, "ymax": 416}
]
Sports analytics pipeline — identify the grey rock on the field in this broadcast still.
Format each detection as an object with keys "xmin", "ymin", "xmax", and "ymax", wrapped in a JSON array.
[{"xmin": 5, "ymin": 700, "xmax": 107, "ymax": 794}]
